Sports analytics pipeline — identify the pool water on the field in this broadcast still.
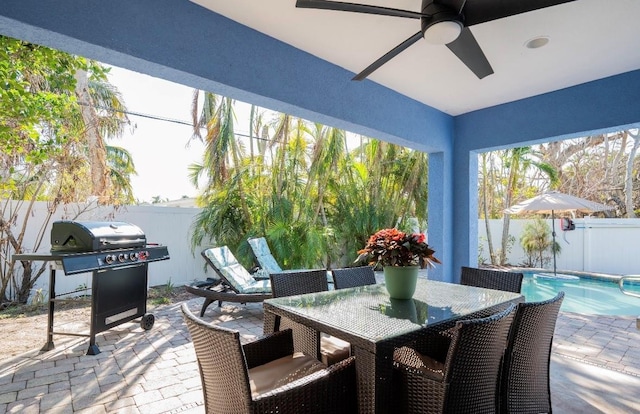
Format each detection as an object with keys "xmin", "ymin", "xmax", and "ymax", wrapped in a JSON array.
[{"xmin": 521, "ymin": 272, "xmax": 640, "ymax": 316}]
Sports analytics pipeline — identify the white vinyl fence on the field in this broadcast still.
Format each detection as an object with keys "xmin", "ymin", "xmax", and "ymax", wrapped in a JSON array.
[
  {"xmin": 479, "ymin": 218, "xmax": 640, "ymax": 275},
  {"xmin": 6, "ymin": 200, "xmax": 640, "ymax": 302}
]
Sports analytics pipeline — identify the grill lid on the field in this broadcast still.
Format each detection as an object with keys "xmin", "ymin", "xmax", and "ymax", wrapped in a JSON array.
[{"xmin": 51, "ymin": 221, "xmax": 146, "ymax": 253}]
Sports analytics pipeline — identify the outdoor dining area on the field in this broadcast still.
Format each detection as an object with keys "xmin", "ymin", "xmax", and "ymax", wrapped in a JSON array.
[
  {"xmin": 178, "ymin": 233, "xmax": 565, "ymax": 414},
  {"xmin": 4, "ymin": 0, "xmax": 640, "ymax": 412},
  {"xmin": 2, "ymin": 265, "xmax": 639, "ymax": 413}
]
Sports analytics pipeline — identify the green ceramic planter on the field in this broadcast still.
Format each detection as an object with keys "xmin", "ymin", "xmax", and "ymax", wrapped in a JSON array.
[{"xmin": 383, "ymin": 266, "xmax": 419, "ymax": 299}]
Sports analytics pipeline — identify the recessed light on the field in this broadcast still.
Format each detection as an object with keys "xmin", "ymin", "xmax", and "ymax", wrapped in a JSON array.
[{"xmin": 525, "ymin": 36, "xmax": 550, "ymax": 49}]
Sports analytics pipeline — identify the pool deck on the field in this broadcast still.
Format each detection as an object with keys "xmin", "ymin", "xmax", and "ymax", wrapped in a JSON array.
[{"xmin": 1, "ymin": 295, "xmax": 639, "ymax": 413}]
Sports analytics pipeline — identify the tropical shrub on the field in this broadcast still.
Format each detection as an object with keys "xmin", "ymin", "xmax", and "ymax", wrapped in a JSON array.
[
  {"xmin": 189, "ymin": 95, "xmax": 430, "ymax": 270},
  {"xmin": 519, "ymin": 218, "xmax": 560, "ymax": 267}
]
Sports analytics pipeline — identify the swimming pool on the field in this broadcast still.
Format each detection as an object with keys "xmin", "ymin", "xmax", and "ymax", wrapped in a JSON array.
[{"xmin": 520, "ymin": 272, "xmax": 640, "ymax": 316}]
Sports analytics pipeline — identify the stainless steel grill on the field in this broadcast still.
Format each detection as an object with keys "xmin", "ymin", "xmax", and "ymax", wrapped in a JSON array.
[
  {"xmin": 51, "ymin": 220, "xmax": 146, "ymax": 252},
  {"xmin": 13, "ymin": 220, "xmax": 170, "ymax": 355}
]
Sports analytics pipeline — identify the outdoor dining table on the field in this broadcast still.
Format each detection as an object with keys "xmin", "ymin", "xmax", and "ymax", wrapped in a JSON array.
[{"xmin": 263, "ymin": 278, "xmax": 524, "ymax": 414}]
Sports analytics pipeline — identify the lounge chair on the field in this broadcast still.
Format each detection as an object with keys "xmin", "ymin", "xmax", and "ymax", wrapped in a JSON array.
[
  {"xmin": 460, "ymin": 266, "xmax": 524, "ymax": 293},
  {"xmin": 247, "ymin": 236, "xmax": 333, "ymax": 284},
  {"xmin": 181, "ymin": 303, "xmax": 358, "ymax": 414},
  {"xmin": 185, "ymin": 246, "xmax": 272, "ymax": 316},
  {"xmin": 247, "ymin": 237, "xmax": 283, "ymax": 274}
]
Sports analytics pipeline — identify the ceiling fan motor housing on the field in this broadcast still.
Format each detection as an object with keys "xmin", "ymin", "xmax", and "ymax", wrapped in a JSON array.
[{"xmin": 421, "ymin": 2, "xmax": 463, "ymax": 44}]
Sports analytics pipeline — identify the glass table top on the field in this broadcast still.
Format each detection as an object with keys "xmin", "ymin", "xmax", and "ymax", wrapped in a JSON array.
[{"xmin": 264, "ymin": 279, "xmax": 522, "ymax": 343}]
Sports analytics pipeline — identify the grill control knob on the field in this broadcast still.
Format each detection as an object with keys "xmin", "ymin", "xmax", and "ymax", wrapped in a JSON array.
[
  {"xmin": 138, "ymin": 251, "xmax": 149, "ymax": 260},
  {"xmin": 129, "ymin": 252, "xmax": 139, "ymax": 261},
  {"xmin": 118, "ymin": 253, "xmax": 126, "ymax": 262},
  {"xmin": 105, "ymin": 255, "xmax": 115, "ymax": 264}
]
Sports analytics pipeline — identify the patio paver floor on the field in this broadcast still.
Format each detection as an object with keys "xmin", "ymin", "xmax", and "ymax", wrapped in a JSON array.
[{"xmin": 1, "ymin": 295, "xmax": 639, "ymax": 413}]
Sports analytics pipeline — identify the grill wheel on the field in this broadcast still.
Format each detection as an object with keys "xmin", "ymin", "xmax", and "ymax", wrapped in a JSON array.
[{"xmin": 140, "ymin": 313, "xmax": 155, "ymax": 330}]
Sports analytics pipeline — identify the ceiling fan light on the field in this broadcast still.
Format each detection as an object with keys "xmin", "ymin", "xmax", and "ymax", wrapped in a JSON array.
[{"xmin": 423, "ymin": 20, "xmax": 462, "ymax": 45}]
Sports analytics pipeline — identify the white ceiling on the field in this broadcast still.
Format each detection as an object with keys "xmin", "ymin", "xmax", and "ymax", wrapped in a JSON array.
[{"xmin": 191, "ymin": 0, "xmax": 640, "ymax": 115}]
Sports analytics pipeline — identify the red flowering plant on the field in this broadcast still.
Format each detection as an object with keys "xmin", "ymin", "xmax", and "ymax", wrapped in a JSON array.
[{"xmin": 355, "ymin": 228, "xmax": 441, "ymax": 269}]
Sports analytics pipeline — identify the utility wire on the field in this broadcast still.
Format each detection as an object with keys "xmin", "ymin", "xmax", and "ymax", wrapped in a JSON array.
[{"xmin": 78, "ymin": 102, "xmax": 266, "ymax": 141}]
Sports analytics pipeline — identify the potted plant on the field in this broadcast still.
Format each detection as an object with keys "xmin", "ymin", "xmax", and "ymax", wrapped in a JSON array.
[{"xmin": 355, "ymin": 228, "xmax": 440, "ymax": 299}]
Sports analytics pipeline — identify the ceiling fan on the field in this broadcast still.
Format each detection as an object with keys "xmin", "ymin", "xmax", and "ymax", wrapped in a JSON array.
[{"xmin": 295, "ymin": 0, "xmax": 575, "ymax": 81}]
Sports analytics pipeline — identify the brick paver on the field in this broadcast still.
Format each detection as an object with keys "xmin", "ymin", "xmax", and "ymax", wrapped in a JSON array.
[
  {"xmin": 1, "ymin": 294, "xmax": 638, "ymax": 413},
  {"xmin": 553, "ymin": 311, "xmax": 640, "ymax": 377}
]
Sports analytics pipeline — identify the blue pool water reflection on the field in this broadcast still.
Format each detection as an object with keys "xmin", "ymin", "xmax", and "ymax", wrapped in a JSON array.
[{"xmin": 520, "ymin": 272, "xmax": 640, "ymax": 315}]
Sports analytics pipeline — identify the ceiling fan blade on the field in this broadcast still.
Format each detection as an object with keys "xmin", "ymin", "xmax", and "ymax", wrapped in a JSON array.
[
  {"xmin": 446, "ymin": 27, "xmax": 493, "ymax": 79},
  {"xmin": 352, "ymin": 31, "xmax": 423, "ymax": 81},
  {"xmin": 296, "ymin": 0, "xmax": 424, "ymax": 19},
  {"xmin": 455, "ymin": 0, "xmax": 576, "ymax": 27}
]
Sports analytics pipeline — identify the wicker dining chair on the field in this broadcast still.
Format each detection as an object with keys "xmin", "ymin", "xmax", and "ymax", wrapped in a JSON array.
[
  {"xmin": 500, "ymin": 291, "xmax": 565, "ymax": 414},
  {"xmin": 331, "ymin": 266, "xmax": 377, "ymax": 289},
  {"xmin": 270, "ymin": 269, "xmax": 352, "ymax": 365},
  {"xmin": 270, "ymin": 269, "xmax": 329, "ymax": 297},
  {"xmin": 460, "ymin": 266, "xmax": 524, "ymax": 293},
  {"xmin": 181, "ymin": 303, "xmax": 357, "ymax": 414},
  {"xmin": 393, "ymin": 304, "xmax": 516, "ymax": 414}
]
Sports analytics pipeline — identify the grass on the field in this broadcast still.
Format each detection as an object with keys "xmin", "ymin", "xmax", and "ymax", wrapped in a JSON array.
[
  {"xmin": 148, "ymin": 278, "xmax": 174, "ymax": 305},
  {"xmin": 0, "ymin": 297, "xmax": 88, "ymax": 319}
]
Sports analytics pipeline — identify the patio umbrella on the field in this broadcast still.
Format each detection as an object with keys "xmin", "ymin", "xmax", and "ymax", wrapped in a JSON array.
[{"xmin": 504, "ymin": 191, "xmax": 614, "ymax": 275}]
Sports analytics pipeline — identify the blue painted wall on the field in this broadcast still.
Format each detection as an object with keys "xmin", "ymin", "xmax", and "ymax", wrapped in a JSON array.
[
  {"xmin": 452, "ymin": 70, "xmax": 640, "ymax": 282},
  {"xmin": 0, "ymin": 0, "xmax": 451, "ymax": 152},
  {"xmin": 2, "ymin": 0, "xmax": 639, "ymax": 282}
]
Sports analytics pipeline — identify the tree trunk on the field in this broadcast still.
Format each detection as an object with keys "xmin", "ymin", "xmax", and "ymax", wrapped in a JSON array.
[
  {"xmin": 625, "ymin": 130, "xmax": 639, "ymax": 218},
  {"xmin": 480, "ymin": 153, "xmax": 496, "ymax": 264},
  {"xmin": 501, "ymin": 152, "xmax": 520, "ymax": 265},
  {"xmin": 75, "ymin": 69, "xmax": 111, "ymax": 204}
]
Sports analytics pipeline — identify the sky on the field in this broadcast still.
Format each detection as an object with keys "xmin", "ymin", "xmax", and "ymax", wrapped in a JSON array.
[
  {"xmin": 106, "ymin": 66, "xmax": 206, "ymax": 203},
  {"xmin": 105, "ymin": 65, "xmax": 358, "ymax": 203}
]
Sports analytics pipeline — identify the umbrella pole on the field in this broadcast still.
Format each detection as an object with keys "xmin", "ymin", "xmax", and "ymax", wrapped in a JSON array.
[{"xmin": 551, "ymin": 210, "xmax": 557, "ymax": 276}]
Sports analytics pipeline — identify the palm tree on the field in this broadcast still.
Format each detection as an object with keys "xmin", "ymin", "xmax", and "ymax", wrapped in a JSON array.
[
  {"xmin": 520, "ymin": 218, "xmax": 561, "ymax": 267},
  {"xmin": 330, "ymin": 140, "xmax": 428, "ymax": 264},
  {"xmin": 188, "ymin": 95, "xmax": 431, "ymax": 269},
  {"xmin": 499, "ymin": 147, "xmax": 558, "ymax": 265},
  {"xmin": 74, "ymin": 67, "xmax": 132, "ymax": 204},
  {"xmin": 106, "ymin": 145, "xmax": 136, "ymax": 204},
  {"xmin": 191, "ymin": 92, "xmax": 253, "ymax": 226}
]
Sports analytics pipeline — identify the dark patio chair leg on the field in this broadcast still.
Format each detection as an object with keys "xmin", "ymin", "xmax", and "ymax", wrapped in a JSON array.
[{"xmin": 200, "ymin": 298, "xmax": 214, "ymax": 317}]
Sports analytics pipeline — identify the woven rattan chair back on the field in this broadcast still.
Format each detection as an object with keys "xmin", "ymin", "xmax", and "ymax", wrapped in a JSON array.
[
  {"xmin": 442, "ymin": 304, "xmax": 516, "ymax": 413},
  {"xmin": 270, "ymin": 269, "xmax": 344, "ymax": 362},
  {"xmin": 182, "ymin": 303, "xmax": 359, "ymax": 414},
  {"xmin": 460, "ymin": 266, "xmax": 524, "ymax": 294},
  {"xmin": 331, "ymin": 266, "xmax": 377, "ymax": 289},
  {"xmin": 181, "ymin": 303, "xmax": 253, "ymax": 413},
  {"xmin": 394, "ymin": 304, "xmax": 516, "ymax": 413},
  {"xmin": 270, "ymin": 269, "xmax": 329, "ymax": 297},
  {"xmin": 500, "ymin": 291, "xmax": 565, "ymax": 414}
]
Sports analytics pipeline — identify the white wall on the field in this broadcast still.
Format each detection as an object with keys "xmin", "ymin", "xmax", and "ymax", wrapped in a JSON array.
[{"xmin": 478, "ymin": 218, "xmax": 640, "ymax": 275}]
